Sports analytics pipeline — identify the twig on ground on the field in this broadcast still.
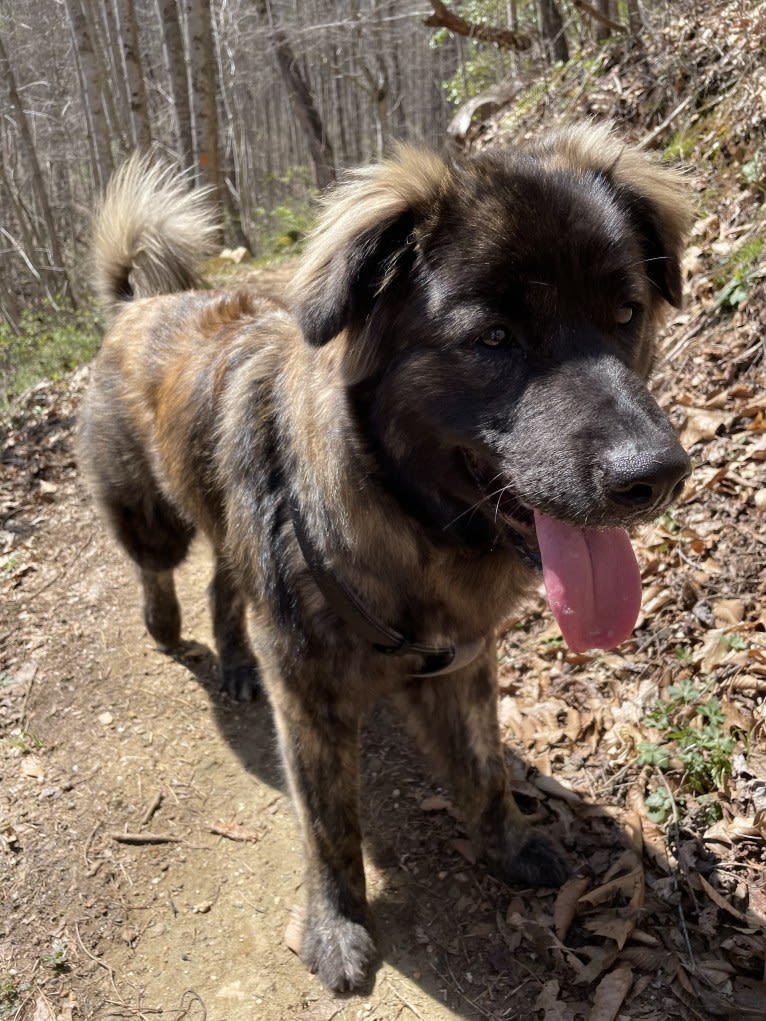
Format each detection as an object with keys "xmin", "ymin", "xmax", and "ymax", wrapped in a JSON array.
[
  {"xmin": 109, "ymin": 831, "xmax": 181, "ymax": 845},
  {"xmin": 140, "ymin": 791, "xmax": 163, "ymax": 827},
  {"xmin": 384, "ymin": 978, "xmax": 429, "ymax": 1021}
]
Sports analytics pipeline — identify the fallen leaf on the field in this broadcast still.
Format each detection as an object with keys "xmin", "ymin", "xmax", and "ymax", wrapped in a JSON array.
[
  {"xmin": 696, "ymin": 873, "xmax": 763, "ymax": 928},
  {"xmin": 574, "ymin": 944, "xmax": 621, "ymax": 985},
  {"xmin": 534, "ymin": 773, "xmax": 585, "ymax": 807},
  {"xmin": 582, "ymin": 911, "xmax": 637, "ymax": 950},
  {"xmin": 21, "ymin": 755, "xmax": 45, "ymax": 781},
  {"xmin": 419, "ymin": 794, "xmax": 453, "ymax": 813},
  {"xmin": 680, "ymin": 406, "xmax": 732, "ymax": 446},
  {"xmin": 589, "ymin": 965, "xmax": 633, "ymax": 1021},
  {"xmin": 554, "ymin": 875, "xmax": 591, "ymax": 941},
  {"xmin": 534, "ymin": 978, "xmax": 576, "ymax": 1020},
  {"xmin": 284, "ymin": 903, "xmax": 304, "ymax": 955},
  {"xmin": 579, "ymin": 866, "xmax": 643, "ymax": 908},
  {"xmin": 713, "ymin": 598, "xmax": 746, "ymax": 625},
  {"xmin": 449, "ymin": 838, "xmax": 476, "ymax": 864},
  {"xmin": 32, "ymin": 995, "xmax": 56, "ymax": 1021},
  {"xmin": 208, "ymin": 820, "xmax": 261, "ymax": 843}
]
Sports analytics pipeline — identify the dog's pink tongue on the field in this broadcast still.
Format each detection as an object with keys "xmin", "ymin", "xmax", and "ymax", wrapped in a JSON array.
[{"xmin": 533, "ymin": 510, "xmax": 642, "ymax": 653}]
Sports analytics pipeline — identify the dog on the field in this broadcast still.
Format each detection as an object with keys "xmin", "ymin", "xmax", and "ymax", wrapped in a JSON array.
[{"xmin": 79, "ymin": 123, "xmax": 692, "ymax": 992}]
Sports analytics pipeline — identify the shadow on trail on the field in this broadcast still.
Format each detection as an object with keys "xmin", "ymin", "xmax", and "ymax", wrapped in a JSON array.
[{"xmin": 170, "ymin": 636, "xmax": 580, "ymax": 1019}]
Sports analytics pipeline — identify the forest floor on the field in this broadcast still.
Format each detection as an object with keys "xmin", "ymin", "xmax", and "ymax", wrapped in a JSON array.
[{"xmin": 2, "ymin": 5, "xmax": 766, "ymax": 1020}]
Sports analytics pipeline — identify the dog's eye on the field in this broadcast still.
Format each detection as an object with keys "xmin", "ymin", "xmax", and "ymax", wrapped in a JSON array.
[
  {"xmin": 478, "ymin": 326, "xmax": 510, "ymax": 348},
  {"xmin": 617, "ymin": 303, "xmax": 637, "ymax": 325}
]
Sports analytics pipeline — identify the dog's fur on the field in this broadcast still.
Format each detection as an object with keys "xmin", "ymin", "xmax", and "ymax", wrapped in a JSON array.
[{"xmin": 79, "ymin": 124, "xmax": 692, "ymax": 992}]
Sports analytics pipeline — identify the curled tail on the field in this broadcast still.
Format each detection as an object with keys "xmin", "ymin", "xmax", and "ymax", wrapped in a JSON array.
[{"xmin": 92, "ymin": 153, "xmax": 220, "ymax": 315}]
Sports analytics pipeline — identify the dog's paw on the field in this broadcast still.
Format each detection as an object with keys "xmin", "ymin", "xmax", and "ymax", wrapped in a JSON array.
[
  {"xmin": 492, "ymin": 831, "xmax": 570, "ymax": 889},
  {"xmin": 220, "ymin": 661, "xmax": 261, "ymax": 701},
  {"xmin": 144, "ymin": 601, "xmax": 181, "ymax": 651},
  {"xmin": 301, "ymin": 915, "xmax": 377, "ymax": 993}
]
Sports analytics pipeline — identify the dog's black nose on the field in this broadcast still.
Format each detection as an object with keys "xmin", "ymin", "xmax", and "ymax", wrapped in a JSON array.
[{"xmin": 606, "ymin": 446, "xmax": 691, "ymax": 513}]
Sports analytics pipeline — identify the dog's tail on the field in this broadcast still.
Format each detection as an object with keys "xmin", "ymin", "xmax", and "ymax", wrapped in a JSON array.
[{"xmin": 92, "ymin": 153, "xmax": 220, "ymax": 316}]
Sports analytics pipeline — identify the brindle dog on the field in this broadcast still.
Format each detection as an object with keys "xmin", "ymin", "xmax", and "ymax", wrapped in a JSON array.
[{"xmin": 79, "ymin": 124, "xmax": 692, "ymax": 992}]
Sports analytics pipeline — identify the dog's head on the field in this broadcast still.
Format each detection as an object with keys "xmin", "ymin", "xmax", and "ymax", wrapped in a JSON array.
[{"xmin": 289, "ymin": 123, "xmax": 692, "ymax": 645}]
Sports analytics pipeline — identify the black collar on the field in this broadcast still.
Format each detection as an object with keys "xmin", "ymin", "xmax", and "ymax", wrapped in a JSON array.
[{"xmin": 291, "ymin": 508, "xmax": 485, "ymax": 677}]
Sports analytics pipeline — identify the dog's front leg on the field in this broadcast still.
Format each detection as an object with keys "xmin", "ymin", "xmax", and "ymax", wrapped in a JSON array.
[
  {"xmin": 392, "ymin": 652, "xmax": 569, "ymax": 889},
  {"xmin": 270, "ymin": 678, "xmax": 375, "ymax": 992}
]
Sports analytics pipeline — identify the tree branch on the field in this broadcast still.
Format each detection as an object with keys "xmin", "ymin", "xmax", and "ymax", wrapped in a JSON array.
[
  {"xmin": 424, "ymin": 0, "xmax": 532, "ymax": 52},
  {"xmin": 570, "ymin": 0, "xmax": 625, "ymax": 33}
]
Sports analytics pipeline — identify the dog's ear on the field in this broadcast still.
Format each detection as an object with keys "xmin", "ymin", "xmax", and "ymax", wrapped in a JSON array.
[
  {"xmin": 543, "ymin": 123, "xmax": 693, "ymax": 309},
  {"xmin": 289, "ymin": 147, "xmax": 451, "ymax": 347},
  {"xmin": 605, "ymin": 134, "xmax": 693, "ymax": 309},
  {"xmin": 614, "ymin": 181, "xmax": 688, "ymax": 308}
]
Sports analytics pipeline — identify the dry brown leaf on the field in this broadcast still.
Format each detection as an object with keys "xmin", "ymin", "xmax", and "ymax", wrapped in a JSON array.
[
  {"xmin": 588, "ymin": 966, "xmax": 633, "ymax": 1021},
  {"xmin": 680, "ymin": 406, "xmax": 733, "ymax": 446},
  {"xmin": 582, "ymin": 910, "xmax": 637, "ymax": 950},
  {"xmin": 574, "ymin": 944, "xmax": 621, "ymax": 985},
  {"xmin": 419, "ymin": 794, "xmax": 453, "ymax": 813},
  {"xmin": 579, "ymin": 866, "xmax": 643, "ymax": 909},
  {"xmin": 601, "ymin": 849, "xmax": 640, "ymax": 885},
  {"xmin": 21, "ymin": 755, "xmax": 44, "ymax": 780},
  {"xmin": 554, "ymin": 875, "xmax": 591, "ymax": 942},
  {"xmin": 696, "ymin": 872, "xmax": 764, "ymax": 929},
  {"xmin": 534, "ymin": 979, "xmax": 577, "ymax": 1021},
  {"xmin": 621, "ymin": 810, "xmax": 644, "ymax": 858},
  {"xmin": 284, "ymin": 902, "xmax": 304, "ymax": 955},
  {"xmin": 696, "ymin": 629, "xmax": 736, "ymax": 673},
  {"xmin": 619, "ymin": 946, "xmax": 668, "ymax": 971},
  {"xmin": 449, "ymin": 837, "xmax": 477, "ymax": 864},
  {"xmin": 533, "ymin": 773, "xmax": 585, "ymax": 807},
  {"xmin": 32, "ymin": 995, "xmax": 56, "ymax": 1021},
  {"xmin": 705, "ymin": 813, "xmax": 766, "ymax": 845},
  {"xmin": 713, "ymin": 598, "xmax": 746, "ymax": 625},
  {"xmin": 208, "ymin": 820, "xmax": 261, "ymax": 843},
  {"xmin": 732, "ymin": 976, "xmax": 766, "ymax": 1015}
]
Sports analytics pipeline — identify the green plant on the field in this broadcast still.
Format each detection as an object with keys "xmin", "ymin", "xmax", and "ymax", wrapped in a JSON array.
[
  {"xmin": 639, "ymin": 680, "xmax": 737, "ymax": 823},
  {"xmin": 2, "ymin": 729, "xmax": 42, "ymax": 754},
  {"xmin": 0, "ymin": 301, "xmax": 100, "ymax": 411},
  {"xmin": 42, "ymin": 938, "xmax": 69, "ymax": 972},
  {"xmin": 0, "ymin": 982, "xmax": 18, "ymax": 1003},
  {"xmin": 645, "ymin": 786, "xmax": 676, "ymax": 824},
  {"xmin": 742, "ymin": 149, "xmax": 766, "ymax": 193},
  {"xmin": 0, "ymin": 982, "xmax": 19, "ymax": 1021},
  {"xmin": 248, "ymin": 166, "xmax": 318, "ymax": 259},
  {"xmin": 714, "ymin": 237, "xmax": 764, "ymax": 311},
  {"xmin": 430, "ymin": 0, "xmax": 526, "ymax": 107}
]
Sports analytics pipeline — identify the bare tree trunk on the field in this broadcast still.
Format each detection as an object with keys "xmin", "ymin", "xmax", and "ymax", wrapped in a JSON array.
[
  {"xmin": 627, "ymin": 0, "xmax": 643, "ymax": 34},
  {"xmin": 102, "ymin": 0, "xmax": 133, "ymax": 138},
  {"xmin": 63, "ymin": 0, "xmax": 114, "ymax": 186},
  {"xmin": 0, "ymin": 32, "xmax": 74, "ymax": 302},
  {"xmin": 596, "ymin": 0, "xmax": 613, "ymax": 40},
  {"xmin": 539, "ymin": 0, "xmax": 569, "ymax": 64},
  {"xmin": 186, "ymin": 0, "xmax": 224, "ymax": 207},
  {"xmin": 253, "ymin": 0, "xmax": 335, "ymax": 190},
  {"xmin": 118, "ymin": 0, "xmax": 153, "ymax": 148},
  {"xmin": 159, "ymin": 0, "xmax": 195, "ymax": 166}
]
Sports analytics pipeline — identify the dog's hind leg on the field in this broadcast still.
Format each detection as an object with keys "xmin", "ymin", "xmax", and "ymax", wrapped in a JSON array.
[
  {"xmin": 140, "ymin": 567, "xmax": 182, "ymax": 650},
  {"xmin": 104, "ymin": 491, "xmax": 195, "ymax": 650},
  {"xmin": 392, "ymin": 654, "xmax": 569, "ymax": 890},
  {"xmin": 208, "ymin": 554, "xmax": 260, "ymax": 700}
]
